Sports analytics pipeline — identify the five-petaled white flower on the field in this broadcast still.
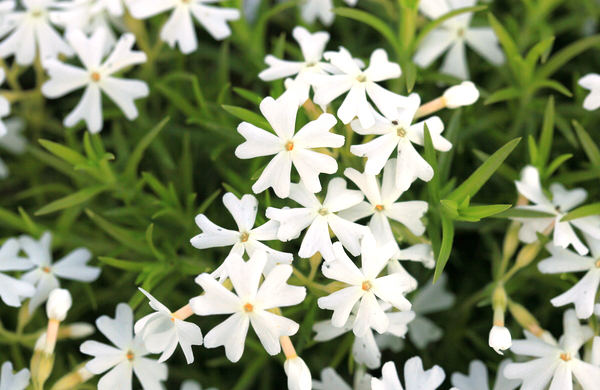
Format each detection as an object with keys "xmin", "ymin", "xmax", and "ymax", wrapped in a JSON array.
[
  {"xmin": 266, "ymin": 178, "xmax": 369, "ymax": 261},
  {"xmin": 0, "ymin": 361, "xmax": 30, "ymax": 390},
  {"xmin": 181, "ymin": 380, "xmax": 218, "ymax": 390},
  {"xmin": 350, "ymin": 94, "xmax": 451, "ymax": 192},
  {"xmin": 190, "ymin": 251, "xmax": 306, "ymax": 363},
  {"xmin": 19, "ymin": 231, "xmax": 100, "ymax": 314},
  {"xmin": 313, "ymin": 367, "xmax": 372, "ymax": 390},
  {"xmin": 414, "ymin": 0, "xmax": 504, "ymax": 79},
  {"xmin": 190, "ymin": 192, "xmax": 293, "ymax": 280},
  {"xmin": 41, "ymin": 28, "xmax": 149, "ymax": 133},
  {"xmin": 127, "ymin": 0, "xmax": 240, "ymax": 54},
  {"xmin": 135, "ymin": 288, "xmax": 203, "ymax": 364},
  {"xmin": 307, "ymin": 47, "xmax": 406, "ymax": 129},
  {"xmin": 235, "ymin": 93, "xmax": 343, "ymax": 198},
  {"xmin": 504, "ymin": 309, "xmax": 600, "ymax": 390},
  {"xmin": 0, "ymin": 118, "xmax": 27, "ymax": 179},
  {"xmin": 371, "ymin": 357, "xmax": 446, "ymax": 390},
  {"xmin": 292, "ymin": 0, "xmax": 358, "ymax": 26},
  {"xmin": 317, "ymin": 232, "xmax": 413, "ymax": 337},
  {"xmin": 0, "ymin": 0, "xmax": 74, "ymax": 66},
  {"xmin": 579, "ymin": 73, "xmax": 600, "ymax": 111},
  {"xmin": 538, "ymin": 236, "xmax": 600, "ymax": 319},
  {"xmin": 80, "ymin": 303, "xmax": 168, "ymax": 390},
  {"xmin": 339, "ymin": 159, "xmax": 428, "ymax": 258},
  {"xmin": 0, "ymin": 238, "xmax": 34, "ymax": 308},
  {"xmin": 451, "ymin": 360, "xmax": 520, "ymax": 390},
  {"xmin": 513, "ymin": 165, "xmax": 600, "ymax": 255}
]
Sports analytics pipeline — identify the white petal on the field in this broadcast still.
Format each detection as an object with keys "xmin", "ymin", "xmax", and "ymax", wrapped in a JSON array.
[
  {"xmin": 352, "ymin": 329, "xmax": 381, "ymax": 369},
  {"xmin": 293, "ymin": 26, "xmax": 329, "ymax": 63},
  {"xmin": 190, "ymin": 214, "xmax": 240, "ymax": 249},
  {"xmin": 384, "ymin": 201, "xmax": 428, "ymax": 236},
  {"xmin": 321, "ymin": 242, "xmax": 364, "ymax": 285},
  {"xmin": 252, "ymin": 151, "xmax": 293, "ymax": 198},
  {"xmin": 318, "ymin": 286, "xmax": 365, "ymax": 328},
  {"xmin": 404, "ymin": 357, "xmax": 446, "ymax": 390},
  {"xmin": 298, "ymin": 215, "xmax": 334, "ymax": 260},
  {"xmin": 292, "ymin": 113, "xmax": 342, "ymax": 149},
  {"xmin": 133, "ymin": 357, "xmax": 168, "ymax": 390},
  {"xmin": 366, "ymin": 82, "xmax": 410, "ymax": 123},
  {"xmin": 354, "ymin": 292, "xmax": 389, "ymax": 336},
  {"xmin": 350, "ymin": 132, "xmax": 399, "ymax": 176},
  {"xmin": 189, "ymin": 3, "xmax": 240, "ymax": 41},
  {"xmin": 515, "ymin": 166, "xmax": 554, "ymax": 207},
  {"xmin": 258, "ymin": 56, "xmax": 304, "ymax": 81},
  {"xmin": 465, "ymin": 27, "xmax": 505, "ymax": 65},
  {"xmin": 52, "ymin": 248, "xmax": 100, "ymax": 282},
  {"xmin": 204, "ymin": 312, "xmax": 250, "ymax": 363},
  {"xmin": 372, "ymin": 273, "xmax": 412, "ymax": 311},
  {"xmin": 395, "ymin": 141, "xmax": 433, "ymax": 192},
  {"xmin": 328, "ymin": 215, "xmax": 369, "ymax": 258},
  {"xmin": 100, "ymin": 77, "xmax": 148, "ymax": 120},
  {"xmin": 266, "ymin": 206, "xmax": 317, "ymax": 242},
  {"xmin": 0, "ymin": 273, "xmax": 34, "ymax": 307},
  {"xmin": 250, "ymin": 310, "xmax": 299, "ymax": 355},
  {"xmin": 161, "ymin": 6, "xmax": 197, "ymax": 54},
  {"xmin": 413, "ymin": 28, "xmax": 455, "ymax": 67},
  {"xmin": 223, "ymin": 193, "xmax": 258, "ymax": 232},
  {"xmin": 255, "ymin": 264, "xmax": 306, "ymax": 310},
  {"xmin": 41, "ymin": 60, "xmax": 89, "ymax": 98},
  {"xmin": 343, "ymin": 167, "xmax": 382, "ymax": 207},
  {"xmin": 97, "ymin": 303, "xmax": 134, "ymax": 350},
  {"xmin": 571, "ymin": 358, "xmax": 600, "ymax": 390},
  {"xmin": 191, "ymin": 272, "xmax": 242, "ymax": 315},
  {"xmin": 364, "ymin": 49, "xmax": 401, "ymax": 82},
  {"xmin": 440, "ymin": 40, "xmax": 469, "ymax": 80},
  {"xmin": 101, "ymin": 33, "xmax": 147, "ymax": 74},
  {"xmin": 260, "ymin": 95, "xmax": 297, "ymax": 141},
  {"xmin": 323, "ymin": 177, "xmax": 365, "ymax": 213},
  {"xmin": 338, "ymin": 82, "xmax": 371, "ymax": 127},
  {"xmin": 64, "ymin": 84, "xmax": 104, "ymax": 133},
  {"xmin": 291, "ymin": 149, "xmax": 338, "ymax": 193},
  {"xmin": 28, "ymin": 273, "xmax": 60, "ymax": 314},
  {"xmin": 97, "ymin": 361, "xmax": 132, "ymax": 390},
  {"xmin": 235, "ymin": 121, "xmax": 283, "ymax": 158},
  {"xmin": 407, "ymin": 117, "xmax": 451, "ymax": 151}
]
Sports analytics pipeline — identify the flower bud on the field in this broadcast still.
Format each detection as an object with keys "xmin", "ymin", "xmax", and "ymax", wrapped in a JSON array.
[
  {"xmin": 284, "ymin": 356, "xmax": 312, "ymax": 390},
  {"xmin": 488, "ymin": 325, "xmax": 512, "ymax": 355},
  {"xmin": 508, "ymin": 301, "xmax": 544, "ymax": 337},
  {"xmin": 59, "ymin": 323, "xmax": 95, "ymax": 339},
  {"xmin": 50, "ymin": 366, "xmax": 94, "ymax": 390},
  {"xmin": 46, "ymin": 289, "xmax": 72, "ymax": 321},
  {"xmin": 443, "ymin": 81, "xmax": 479, "ymax": 108}
]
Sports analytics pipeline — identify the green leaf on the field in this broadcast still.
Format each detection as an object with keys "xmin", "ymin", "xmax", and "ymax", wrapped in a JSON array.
[
  {"xmin": 98, "ymin": 257, "xmax": 153, "ymax": 271},
  {"xmin": 423, "ymin": 124, "xmax": 440, "ymax": 202},
  {"xmin": 484, "ymin": 87, "xmax": 521, "ymax": 105},
  {"xmin": 85, "ymin": 209, "xmax": 152, "ymax": 255},
  {"xmin": 491, "ymin": 208, "xmax": 557, "ymax": 219},
  {"xmin": 544, "ymin": 154, "xmax": 572, "ymax": 178},
  {"xmin": 447, "ymin": 138, "xmax": 521, "ymax": 203},
  {"xmin": 572, "ymin": 120, "xmax": 600, "ymax": 167},
  {"xmin": 332, "ymin": 8, "xmax": 399, "ymax": 50},
  {"xmin": 538, "ymin": 35, "xmax": 600, "ymax": 79},
  {"xmin": 487, "ymin": 13, "xmax": 522, "ymax": 75},
  {"xmin": 560, "ymin": 203, "xmax": 600, "ymax": 222},
  {"xmin": 233, "ymin": 87, "xmax": 263, "ymax": 106},
  {"xmin": 222, "ymin": 105, "xmax": 272, "ymax": 131},
  {"xmin": 197, "ymin": 189, "xmax": 222, "ymax": 215},
  {"xmin": 537, "ymin": 96, "xmax": 555, "ymax": 167},
  {"xmin": 456, "ymin": 204, "xmax": 512, "ymax": 222},
  {"xmin": 528, "ymin": 135, "xmax": 539, "ymax": 165},
  {"xmin": 533, "ymin": 79, "xmax": 572, "ymax": 97},
  {"xmin": 440, "ymin": 199, "xmax": 459, "ymax": 218},
  {"xmin": 145, "ymin": 224, "xmax": 166, "ymax": 262},
  {"xmin": 524, "ymin": 36, "xmax": 555, "ymax": 78},
  {"xmin": 433, "ymin": 214, "xmax": 454, "ymax": 283},
  {"xmin": 35, "ymin": 186, "xmax": 110, "ymax": 216},
  {"xmin": 414, "ymin": 5, "xmax": 487, "ymax": 49},
  {"xmin": 38, "ymin": 140, "xmax": 87, "ymax": 166},
  {"xmin": 124, "ymin": 117, "xmax": 170, "ymax": 180},
  {"xmin": 403, "ymin": 60, "xmax": 417, "ymax": 93}
]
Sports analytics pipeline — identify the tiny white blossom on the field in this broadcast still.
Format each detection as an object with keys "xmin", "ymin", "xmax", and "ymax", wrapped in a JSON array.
[
  {"xmin": 513, "ymin": 165, "xmax": 600, "ymax": 255},
  {"xmin": 313, "ymin": 367, "xmax": 372, "ymax": 390},
  {"xmin": 127, "ymin": 0, "xmax": 240, "ymax": 54},
  {"xmin": 298, "ymin": 0, "xmax": 334, "ymax": 26},
  {"xmin": 190, "ymin": 192, "xmax": 293, "ymax": 280},
  {"xmin": 489, "ymin": 325, "xmax": 512, "ymax": 355},
  {"xmin": 0, "ymin": 0, "xmax": 74, "ymax": 66},
  {"xmin": 284, "ymin": 356, "xmax": 312, "ymax": 390},
  {"xmin": 414, "ymin": 0, "xmax": 504, "ymax": 79},
  {"xmin": 42, "ymin": 28, "xmax": 148, "ymax": 133},
  {"xmin": 0, "ymin": 238, "xmax": 34, "ymax": 307},
  {"xmin": 350, "ymin": 94, "xmax": 451, "ymax": 192},
  {"xmin": 317, "ymin": 233, "xmax": 413, "ymax": 337},
  {"xmin": 266, "ymin": 178, "xmax": 369, "ymax": 261},
  {"xmin": 80, "ymin": 303, "xmax": 168, "ymax": 390},
  {"xmin": 371, "ymin": 358, "xmax": 446, "ymax": 390},
  {"xmin": 235, "ymin": 93, "xmax": 343, "ymax": 198},
  {"xmin": 579, "ymin": 73, "xmax": 600, "ymax": 111},
  {"xmin": 0, "ymin": 118, "xmax": 27, "ymax": 179},
  {"xmin": 0, "ymin": 362, "xmax": 30, "ymax": 390},
  {"xmin": 20, "ymin": 231, "xmax": 100, "ymax": 314},
  {"xmin": 443, "ymin": 81, "xmax": 480, "ymax": 108},
  {"xmin": 504, "ymin": 309, "xmax": 600, "ymax": 390},
  {"xmin": 181, "ymin": 380, "xmax": 218, "ymax": 390},
  {"xmin": 451, "ymin": 360, "xmax": 521, "ymax": 390},
  {"xmin": 191, "ymin": 251, "xmax": 306, "ymax": 362},
  {"xmin": 134, "ymin": 288, "xmax": 203, "ymax": 364},
  {"xmin": 538, "ymin": 236, "xmax": 600, "ymax": 319}
]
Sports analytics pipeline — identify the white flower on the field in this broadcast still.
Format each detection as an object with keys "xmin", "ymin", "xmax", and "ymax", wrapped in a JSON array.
[
  {"xmin": 0, "ymin": 118, "xmax": 27, "ymax": 179},
  {"xmin": 134, "ymin": 288, "xmax": 203, "ymax": 364},
  {"xmin": 191, "ymin": 192, "xmax": 293, "ymax": 280},
  {"xmin": 350, "ymin": 94, "xmax": 451, "ymax": 192},
  {"xmin": 0, "ymin": 361, "xmax": 30, "ymax": 390},
  {"xmin": 592, "ymin": 336, "xmax": 600, "ymax": 366},
  {"xmin": 80, "ymin": 303, "xmax": 168, "ymax": 390},
  {"xmin": 313, "ymin": 302, "xmax": 415, "ymax": 369},
  {"xmin": 317, "ymin": 232, "xmax": 413, "ymax": 337},
  {"xmin": 313, "ymin": 367, "xmax": 372, "ymax": 390},
  {"xmin": 443, "ymin": 81, "xmax": 480, "ymax": 108},
  {"xmin": 266, "ymin": 178, "xmax": 369, "ymax": 261},
  {"xmin": 489, "ymin": 325, "xmax": 512, "ymax": 355},
  {"xmin": 451, "ymin": 360, "xmax": 521, "ymax": 390},
  {"xmin": 414, "ymin": 0, "xmax": 504, "ymax": 79},
  {"xmin": 235, "ymin": 93, "xmax": 343, "ymax": 198},
  {"xmin": 371, "ymin": 358, "xmax": 446, "ymax": 390},
  {"xmin": 579, "ymin": 73, "xmax": 600, "ymax": 111},
  {"xmin": 0, "ymin": 238, "xmax": 35, "ymax": 307},
  {"xmin": 284, "ymin": 356, "xmax": 312, "ymax": 390},
  {"xmin": 190, "ymin": 251, "xmax": 306, "ymax": 363},
  {"xmin": 46, "ymin": 288, "xmax": 72, "ymax": 321},
  {"xmin": 504, "ymin": 309, "xmax": 600, "ymax": 390},
  {"xmin": 42, "ymin": 28, "xmax": 148, "ymax": 133},
  {"xmin": 338, "ymin": 159, "xmax": 428, "ymax": 258},
  {"xmin": 181, "ymin": 380, "xmax": 218, "ymax": 390},
  {"xmin": 538, "ymin": 236, "xmax": 600, "ymax": 319},
  {"xmin": 513, "ymin": 165, "xmax": 600, "ymax": 255},
  {"xmin": 0, "ymin": 68, "xmax": 10, "ymax": 137},
  {"xmin": 307, "ymin": 47, "xmax": 406, "ymax": 129},
  {"xmin": 299, "ymin": 0, "xmax": 334, "ymax": 26},
  {"xmin": 0, "ymin": 0, "xmax": 73, "ymax": 66},
  {"xmin": 20, "ymin": 231, "xmax": 100, "ymax": 314},
  {"xmin": 127, "ymin": 0, "xmax": 240, "ymax": 54}
]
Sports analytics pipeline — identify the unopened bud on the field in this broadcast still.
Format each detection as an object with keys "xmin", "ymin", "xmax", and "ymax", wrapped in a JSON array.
[
  {"xmin": 488, "ymin": 325, "xmax": 512, "ymax": 355},
  {"xmin": 443, "ymin": 81, "xmax": 479, "ymax": 108},
  {"xmin": 59, "ymin": 323, "xmax": 95, "ymax": 339},
  {"xmin": 502, "ymin": 221, "xmax": 521, "ymax": 264},
  {"xmin": 50, "ymin": 366, "xmax": 94, "ymax": 390},
  {"xmin": 284, "ymin": 356, "xmax": 312, "ymax": 390},
  {"xmin": 507, "ymin": 301, "xmax": 544, "ymax": 337},
  {"xmin": 515, "ymin": 242, "xmax": 543, "ymax": 270},
  {"xmin": 47, "ymin": 289, "xmax": 72, "ymax": 321},
  {"xmin": 492, "ymin": 285, "xmax": 508, "ymax": 311}
]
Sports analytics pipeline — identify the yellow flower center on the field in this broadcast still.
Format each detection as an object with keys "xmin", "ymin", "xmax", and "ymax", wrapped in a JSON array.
[
  {"xmin": 375, "ymin": 204, "xmax": 385, "ymax": 211},
  {"xmin": 243, "ymin": 303, "xmax": 254, "ymax": 312},
  {"xmin": 356, "ymin": 74, "xmax": 366, "ymax": 82},
  {"xmin": 42, "ymin": 267, "xmax": 51, "ymax": 273},
  {"xmin": 560, "ymin": 352, "xmax": 571, "ymax": 361},
  {"xmin": 596, "ymin": 258, "xmax": 600, "ymax": 268},
  {"xmin": 126, "ymin": 351, "xmax": 135, "ymax": 361},
  {"xmin": 240, "ymin": 232, "xmax": 250, "ymax": 242},
  {"xmin": 361, "ymin": 281, "xmax": 372, "ymax": 291},
  {"xmin": 318, "ymin": 208, "xmax": 329, "ymax": 216},
  {"xmin": 285, "ymin": 141, "xmax": 294, "ymax": 151},
  {"xmin": 90, "ymin": 72, "xmax": 101, "ymax": 82}
]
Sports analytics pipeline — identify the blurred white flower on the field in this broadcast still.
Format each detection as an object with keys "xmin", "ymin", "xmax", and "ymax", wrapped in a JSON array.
[
  {"xmin": 127, "ymin": 0, "xmax": 240, "ymax": 54},
  {"xmin": 414, "ymin": 0, "xmax": 504, "ymax": 79},
  {"xmin": 0, "ymin": 237, "xmax": 34, "ymax": 307},
  {"xmin": 579, "ymin": 73, "xmax": 600, "ymax": 111},
  {"xmin": 284, "ymin": 355, "xmax": 312, "ymax": 390},
  {"xmin": 42, "ymin": 28, "xmax": 148, "ymax": 133},
  {"xmin": 313, "ymin": 367, "xmax": 372, "ymax": 390},
  {"xmin": 0, "ymin": 0, "xmax": 73, "ymax": 66},
  {"xmin": 488, "ymin": 325, "xmax": 512, "ymax": 355},
  {"xmin": 181, "ymin": 380, "xmax": 218, "ymax": 390},
  {"xmin": 134, "ymin": 288, "xmax": 203, "ymax": 364},
  {"xmin": 318, "ymin": 233, "xmax": 413, "ymax": 337},
  {"xmin": 451, "ymin": 360, "xmax": 520, "ymax": 390},
  {"xmin": 291, "ymin": 0, "xmax": 358, "ymax": 26},
  {"xmin": 20, "ymin": 231, "xmax": 100, "ymax": 314},
  {"xmin": 0, "ymin": 361, "xmax": 30, "ymax": 390},
  {"xmin": 504, "ymin": 309, "xmax": 599, "ymax": 390},
  {"xmin": 372, "ymin": 358, "xmax": 446, "ymax": 390},
  {"xmin": 191, "ymin": 192, "xmax": 293, "ymax": 280},
  {"xmin": 191, "ymin": 251, "xmax": 306, "ymax": 362},
  {"xmin": 46, "ymin": 288, "xmax": 72, "ymax": 321},
  {"xmin": 350, "ymin": 94, "xmax": 451, "ymax": 192},
  {"xmin": 266, "ymin": 178, "xmax": 369, "ymax": 261},
  {"xmin": 443, "ymin": 81, "xmax": 480, "ymax": 108},
  {"xmin": 307, "ymin": 47, "xmax": 406, "ymax": 129},
  {"xmin": 513, "ymin": 165, "xmax": 600, "ymax": 255},
  {"xmin": 538, "ymin": 236, "xmax": 600, "ymax": 319},
  {"xmin": 0, "ymin": 118, "xmax": 27, "ymax": 179},
  {"xmin": 236, "ymin": 93, "xmax": 343, "ymax": 198},
  {"xmin": 80, "ymin": 303, "xmax": 168, "ymax": 390}
]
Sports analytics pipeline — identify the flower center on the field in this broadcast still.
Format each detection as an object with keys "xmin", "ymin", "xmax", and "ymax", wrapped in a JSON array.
[
  {"xmin": 595, "ymin": 258, "xmax": 600, "ymax": 268},
  {"xmin": 90, "ymin": 72, "xmax": 101, "ymax": 82},
  {"xmin": 375, "ymin": 204, "xmax": 385, "ymax": 211},
  {"xmin": 560, "ymin": 352, "xmax": 571, "ymax": 361},
  {"xmin": 42, "ymin": 267, "xmax": 51, "ymax": 273},
  {"xmin": 240, "ymin": 232, "xmax": 250, "ymax": 242},
  {"xmin": 243, "ymin": 303, "xmax": 254, "ymax": 312},
  {"xmin": 396, "ymin": 126, "xmax": 407, "ymax": 137},
  {"xmin": 318, "ymin": 207, "xmax": 329, "ymax": 216},
  {"xmin": 285, "ymin": 141, "xmax": 294, "ymax": 151},
  {"xmin": 30, "ymin": 9, "xmax": 43, "ymax": 18},
  {"xmin": 126, "ymin": 351, "xmax": 135, "ymax": 361},
  {"xmin": 361, "ymin": 281, "xmax": 372, "ymax": 291},
  {"xmin": 356, "ymin": 74, "xmax": 366, "ymax": 82},
  {"xmin": 457, "ymin": 28, "xmax": 465, "ymax": 38},
  {"xmin": 305, "ymin": 62, "xmax": 317, "ymax": 68}
]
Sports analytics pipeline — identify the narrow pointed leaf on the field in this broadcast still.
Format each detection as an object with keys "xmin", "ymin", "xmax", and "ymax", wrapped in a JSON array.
[
  {"xmin": 560, "ymin": 203, "xmax": 600, "ymax": 222},
  {"xmin": 35, "ymin": 186, "xmax": 110, "ymax": 216},
  {"xmin": 433, "ymin": 214, "xmax": 454, "ymax": 283}
]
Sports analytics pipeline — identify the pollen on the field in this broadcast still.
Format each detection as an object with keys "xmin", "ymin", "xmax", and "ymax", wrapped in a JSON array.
[
  {"xmin": 318, "ymin": 208, "xmax": 329, "ymax": 216},
  {"xmin": 356, "ymin": 74, "xmax": 366, "ymax": 82},
  {"xmin": 243, "ymin": 303, "xmax": 254, "ymax": 312},
  {"xmin": 396, "ymin": 126, "xmax": 407, "ymax": 137},
  {"xmin": 375, "ymin": 204, "xmax": 384, "ymax": 211},
  {"xmin": 285, "ymin": 141, "xmax": 294, "ymax": 151},
  {"xmin": 560, "ymin": 352, "xmax": 571, "ymax": 361},
  {"xmin": 42, "ymin": 267, "xmax": 51, "ymax": 273},
  {"xmin": 90, "ymin": 72, "xmax": 101, "ymax": 82},
  {"xmin": 361, "ymin": 281, "xmax": 372, "ymax": 291},
  {"xmin": 240, "ymin": 232, "xmax": 250, "ymax": 242},
  {"xmin": 126, "ymin": 351, "xmax": 135, "ymax": 361}
]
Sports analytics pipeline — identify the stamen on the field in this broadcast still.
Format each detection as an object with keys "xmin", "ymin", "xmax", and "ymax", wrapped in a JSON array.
[
  {"xmin": 396, "ymin": 126, "xmax": 407, "ymax": 137},
  {"xmin": 375, "ymin": 205, "xmax": 384, "ymax": 211},
  {"xmin": 318, "ymin": 208, "xmax": 329, "ymax": 216},
  {"xmin": 285, "ymin": 141, "xmax": 294, "ymax": 151},
  {"xmin": 356, "ymin": 74, "xmax": 366, "ymax": 82},
  {"xmin": 243, "ymin": 303, "xmax": 254, "ymax": 312},
  {"xmin": 240, "ymin": 232, "xmax": 250, "ymax": 242},
  {"xmin": 560, "ymin": 352, "xmax": 571, "ymax": 361},
  {"xmin": 90, "ymin": 72, "xmax": 101, "ymax": 82},
  {"xmin": 361, "ymin": 281, "xmax": 372, "ymax": 291},
  {"xmin": 595, "ymin": 259, "xmax": 600, "ymax": 268},
  {"xmin": 42, "ymin": 267, "xmax": 51, "ymax": 273},
  {"xmin": 126, "ymin": 351, "xmax": 135, "ymax": 361}
]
